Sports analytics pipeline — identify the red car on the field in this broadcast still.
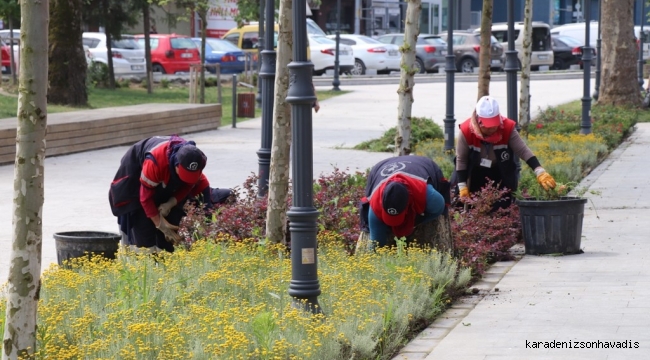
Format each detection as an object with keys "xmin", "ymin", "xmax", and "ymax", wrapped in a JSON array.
[
  {"xmin": 135, "ymin": 34, "xmax": 200, "ymax": 74},
  {"xmin": 1, "ymin": 40, "xmax": 13, "ymax": 74}
]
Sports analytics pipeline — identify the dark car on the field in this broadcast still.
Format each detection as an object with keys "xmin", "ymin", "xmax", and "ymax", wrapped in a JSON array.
[
  {"xmin": 376, "ymin": 33, "xmax": 447, "ymax": 74},
  {"xmin": 438, "ymin": 31, "xmax": 504, "ymax": 73},
  {"xmin": 551, "ymin": 35, "xmax": 596, "ymax": 70},
  {"xmin": 191, "ymin": 37, "xmax": 247, "ymax": 74}
]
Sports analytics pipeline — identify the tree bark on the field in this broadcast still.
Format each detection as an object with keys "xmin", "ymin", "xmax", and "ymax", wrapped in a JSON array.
[
  {"xmin": 395, "ymin": 0, "xmax": 421, "ymax": 156},
  {"xmin": 104, "ymin": 0, "xmax": 116, "ymax": 90},
  {"xmin": 598, "ymin": 0, "xmax": 641, "ymax": 106},
  {"xmin": 518, "ymin": 0, "xmax": 533, "ymax": 129},
  {"xmin": 199, "ymin": 10, "xmax": 207, "ymax": 104},
  {"xmin": 265, "ymin": 0, "xmax": 292, "ymax": 244},
  {"xmin": 49, "ymin": 0, "xmax": 88, "ymax": 106},
  {"xmin": 477, "ymin": 0, "xmax": 493, "ymax": 99},
  {"xmin": 3, "ymin": 0, "xmax": 48, "ymax": 358},
  {"xmin": 143, "ymin": 4, "xmax": 153, "ymax": 94}
]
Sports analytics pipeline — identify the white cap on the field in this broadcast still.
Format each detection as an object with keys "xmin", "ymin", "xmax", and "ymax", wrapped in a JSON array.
[{"xmin": 475, "ymin": 96, "xmax": 502, "ymax": 127}]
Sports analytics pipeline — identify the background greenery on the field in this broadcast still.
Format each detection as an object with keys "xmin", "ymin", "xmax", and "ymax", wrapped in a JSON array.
[{"xmin": 0, "ymin": 79, "xmax": 344, "ymax": 126}]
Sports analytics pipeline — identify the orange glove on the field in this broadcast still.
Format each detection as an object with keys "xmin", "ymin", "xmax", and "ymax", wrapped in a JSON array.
[
  {"xmin": 535, "ymin": 167, "xmax": 556, "ymax": 191},
  {"xmin": 458, "ymin": 182, "xmax": 470, "ymax": 200}
]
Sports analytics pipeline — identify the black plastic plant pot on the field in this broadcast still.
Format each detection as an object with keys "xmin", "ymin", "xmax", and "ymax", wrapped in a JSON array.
[
  {"xmin": 54, "ymin": 231, "xmax": 121, "ymax": 266},
  {"xmin": 516, "ymin": 197, "xmax": 588, "ymax": 255}
]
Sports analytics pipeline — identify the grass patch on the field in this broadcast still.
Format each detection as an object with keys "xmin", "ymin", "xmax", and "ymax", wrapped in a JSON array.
[
  {"xmin": 0, "ymin": 81, "xmax": 345, "ymax": 126},
  {"xmin": 354, "ymin": 117, "xmax": 444, "ymax": 152}
]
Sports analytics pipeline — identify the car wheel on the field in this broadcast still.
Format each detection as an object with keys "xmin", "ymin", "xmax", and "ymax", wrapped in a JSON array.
[
  {"xmin": 414, "ymin": 58, "xmax": 425, "ymax": 74},
  {"xmin": 459, "ymin": 58, "xmax": 476, "ymax": 73},
  {"xmin": 152, "ymin": 64, "xmax": 166, "ymax": 74},
  {"xmin": 551, "ymin": 58, "xmax": 566, "ymax": 71},
  {"xmin": 352, "ymin": 59, "xmax": 366, "ymax": 75}
]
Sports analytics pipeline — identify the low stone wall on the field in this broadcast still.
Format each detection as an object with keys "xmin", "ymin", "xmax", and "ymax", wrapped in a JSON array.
[{"xmin": 0, "ymin": 103, "xmax": 221, "ymax": 165}]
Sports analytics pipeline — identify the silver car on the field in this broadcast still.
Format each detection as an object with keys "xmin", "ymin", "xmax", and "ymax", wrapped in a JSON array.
[{"xmin": 376, "ymin": 33, "xmax": 447, "ymax": 74}]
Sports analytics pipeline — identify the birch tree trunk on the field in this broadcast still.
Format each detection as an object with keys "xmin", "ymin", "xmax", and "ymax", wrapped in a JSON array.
[
  {"xmin": 518, "ymin": 0, "xmax": 533, "ymax": 129},
  {"xmin": 395, "ymin": 0, "xmax": 421, "ymax": 156},
  {"xmin": 265, "ymin": 0, "xmax": 292, "ymax": 244},
  {"xmin": 477, "ymin": 0, "xmax": 493, "ymax": 99},
  {"xmin": 3, "ymin": 1, "xmax": 48, "ymax": 358},
  {"xmin": 598, "ymin": 0, "xmax": 641, "ymax": 106}
]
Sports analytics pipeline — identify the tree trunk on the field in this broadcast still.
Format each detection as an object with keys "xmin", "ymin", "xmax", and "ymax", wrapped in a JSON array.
[
  {"xmin": 9, "ymin": 20, "xmax": 16, "ymax": 85},
  {"xmin": 395, "ymin": 0, "xmax": 421, "ymax": 156},
  {"xmin": 518, "ymin": 0, "xmax": 533, "ymax": 130},
  {"xmin": 199, "ymin": 11, "xmax": 207, "ymax": 104},
  {"xmin": 104, "ymin": 0, "xmax": 116, "ymax": 90},
  {"xmin": 477, "ymin": 0, "xmax": 493, "ymax": 99},
  {"xmin": 3, "ymin": 0, "xmax": 48, "ymax": 358},
  {"xmin": 143, "ymin": 4, "xmax": 153, "ymax": 94},
  {"xmin": 598, "ymin": 0, "xmax": 641, "ymax": 106},
  {"xmin": 265, "ymin": 0, "xmax": 292, "ymax": 245},
  {"xmin": 48, "ymin": 0, "xmax": 88, "ymax": 106}
]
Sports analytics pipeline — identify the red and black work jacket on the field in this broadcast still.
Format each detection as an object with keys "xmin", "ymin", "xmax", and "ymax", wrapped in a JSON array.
[
  {"xmin": 360, "ymin": 155, "xmax": 450, "ymax": 236},
  {"xmin": 459, "ymin": 118, "xmax": 518, "ymax": 192},
  {"xmin": 109, "ymin": 136, "xmax": 209, "ymax": 217}
]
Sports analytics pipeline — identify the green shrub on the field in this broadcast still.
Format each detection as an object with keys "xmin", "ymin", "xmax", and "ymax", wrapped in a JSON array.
[
  {"xmin": 86, "ymin": 62, "xmax": 110, "ymax": 88},
  {"xmin": 160, "ymin": 78, "xmax": 171, "ymax": 89},
  {"xmin": 354, "ymin": 117, "xmax": 444, "ymax": 153},
  {"xmin": 528, "ymin": 104, "xmax": 637, "ymax": 150}
]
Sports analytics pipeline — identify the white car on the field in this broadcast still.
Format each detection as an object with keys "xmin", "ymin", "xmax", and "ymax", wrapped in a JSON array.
[
  {"xmin": 82, "ymin": 32, "xmax": 146, "ymax": 75},
  {"xmin": 327, "ymin": 34, "xmax": 400, "ymax": 75},
  {"xmin": 308, "ymin": 35, "xmax": 354, "ymax": 75}
]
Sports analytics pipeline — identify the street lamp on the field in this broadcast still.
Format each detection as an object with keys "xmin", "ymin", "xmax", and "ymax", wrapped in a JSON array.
[
  {"xmin": 638, "ymin": 0, "xmax": 646, "ymax": 88},
  {"xmin": 257, "ymin": 1, "xmax": 264, "ymax": 107},
  {"xmin": 256, "ymin": 0, "xmax": 276, "ymax": 197},
  {"xmin": 332, "ymin": 0, "xmax": 341, "ymax": 91},
  {"xmin": 443, "ymin": 0, "xmax": 456, "ymax": 151},
  {"xmin": 581, "ymin": 0, "xmax": 593, "ymax": 135},
  {"xmin": 286, "ymin": 0, "xmax": 322, "ymax": 314},
  {"xmin": 593, "ymin": 0, "xmax": 602, "ymax": 100},
  {"xmin": 505, "ymin": 0, "xmax": 519, "ymax": 124}
]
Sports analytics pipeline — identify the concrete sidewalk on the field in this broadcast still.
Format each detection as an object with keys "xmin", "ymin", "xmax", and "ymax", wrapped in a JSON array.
[
  {"xmin": 0, "ymin": 78, "xmax": 598, "ymax": 319},
  {"xmin": 393, "ymin": 129, "xmax": 650, "ymax": 358}
]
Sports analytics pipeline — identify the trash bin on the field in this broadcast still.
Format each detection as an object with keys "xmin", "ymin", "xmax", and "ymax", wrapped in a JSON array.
[
  {"xmin": 237, "ymin": 93, "xmax": 256, "ymax": 118},
  {"xmin": 54, "ymin": 231, "xmax": 121, "ymax": 266}
]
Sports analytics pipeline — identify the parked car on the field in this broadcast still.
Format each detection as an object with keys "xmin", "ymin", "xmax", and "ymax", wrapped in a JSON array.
[
  {"xmin": 0, "ymin": 29, "xmax": 20, "ymax": 73},
  {"xmin": 83, "ymin": 32, "xmax": 146, "ymax": 76},
  {"xmin": 488, "ymin": 22, "xmax": 553, "ymax": 70},
  {"xmin": 325, "ymin": 34, "xmax": 399, "ymax": 75},
  {"xmin": 135, "ymin": 34, "xmax": 200, "ymax": 74},
  {"xmin": 438, "ymin": 31, "xmax": 503, "ymax": 73},
  {"xmin": 550, "ymin": 21, "xmax": 598, "ymax": 48},
  {"xmin": 308, "ymin": 34, "xmax": 354, "ymax": 75},
  {"xmin": 551, "ymin": 35, "xmax": 596, "ymax": 70},
  {"xmin": 0, "ymin": 40, "xmax": 13, "ymax": 74},
  {"xmin": 376, "ymin": 33, "xmax": 447, "ymax": 74},
  {"xmin": 191, "ymin": 37, "xmax": 247, "ymax": 74}
]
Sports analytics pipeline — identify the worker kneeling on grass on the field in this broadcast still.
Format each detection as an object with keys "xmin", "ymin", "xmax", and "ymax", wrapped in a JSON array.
[
  {"xmin": 358, "ymin": 155, "xmax": 450, "ymax": 250},
  {"xmin": 108, "ymin": 135, "xmax": 232, "ymax": 253}
]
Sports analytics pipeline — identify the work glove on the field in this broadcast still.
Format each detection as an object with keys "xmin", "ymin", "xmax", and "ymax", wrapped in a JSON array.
[
  {"xmin": 535, "ymin": 167, "xmax": 557, "ymax": 191},
  {"xmin": 156, "ymin": 216, "xmax": 181, "ymax": 245},
  {"xmin": 157, "ymin": 197, "xmax": 178, "ymax": 217},
  {"xmin": 458, "ymin": 182, "xmax": 470, "ymax": 200}
]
